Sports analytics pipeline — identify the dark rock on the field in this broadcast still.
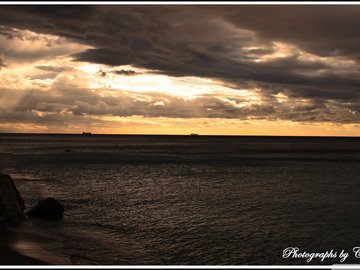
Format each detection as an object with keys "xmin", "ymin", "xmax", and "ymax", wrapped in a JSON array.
[
  {"xmin": 27, "ymin": 197, "xmax": 64, "ymax": 219},
  {"xmin": 0, "ymin": 172, "xmax": 25, "ymax": 225}
]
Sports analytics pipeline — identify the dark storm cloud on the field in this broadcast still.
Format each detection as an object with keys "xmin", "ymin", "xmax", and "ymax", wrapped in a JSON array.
[
  {"xmin": 0, "ymin": 57, "xmax": 5, "ymax": 68},
  {"xmin": 113, "ymin": 69, "xmax": 137, "ymax": 76},
  {"xmin": 1, "ymin": 83, "xmax": 359, "ymax": 124},
  {"xmin": 1, "ymin": 5, "xmax": 360, "ymax": 123},
  {"xmin": 35, "ymin": 65, "xmax": 74, "ymax": 73},
  {"xmin": 30, "ymin": 72, "xmax": 59, "ymax": 80},
  {"xmin": 97, "ymin": 69, "xmax": 107, "ymax": 77},
  {"xmin": 73, "ymin": 48, "xmax": 135, "ymax": 66},
  {"xmin": 0, "ymin": 26, "xmax": 12, "ymax": 36},
  {"xmin": 217, "ymin": 5, "xmax": 360, "ymax": 60}
]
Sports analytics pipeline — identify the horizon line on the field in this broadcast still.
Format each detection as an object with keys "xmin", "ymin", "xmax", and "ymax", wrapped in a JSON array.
[{"xmin": 0, "ymin": 132, "xmax": 360, "ymax": 138}]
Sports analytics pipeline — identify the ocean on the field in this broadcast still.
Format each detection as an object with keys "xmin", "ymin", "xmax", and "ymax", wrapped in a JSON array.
[{"xmin": 1, "ymin": 134, "xmax": 360, "ymax": 265}]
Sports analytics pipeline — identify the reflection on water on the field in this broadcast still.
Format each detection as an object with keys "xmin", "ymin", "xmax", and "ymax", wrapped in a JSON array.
[
  {"xmin": 10, "ymin": 237, "xmax": 71, "ymax": 264},
  {"xmin": 1, "ymin": 134, "xmax": 360, "ymax": 264}
]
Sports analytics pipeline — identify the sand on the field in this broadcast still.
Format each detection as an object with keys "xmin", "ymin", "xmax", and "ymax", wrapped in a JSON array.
[{"xmin": 0, "ymin": 226, "xmax": 70, "ymax": 265}]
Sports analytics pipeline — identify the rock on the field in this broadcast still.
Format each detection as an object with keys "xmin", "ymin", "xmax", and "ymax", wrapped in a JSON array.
[
  {"xmin": 27, "ymin": 197, "xmax": 64, "ymax": 219},
  {"xmin": 0, "ymin": 172, "xmax": 25, "ymax": 225}
]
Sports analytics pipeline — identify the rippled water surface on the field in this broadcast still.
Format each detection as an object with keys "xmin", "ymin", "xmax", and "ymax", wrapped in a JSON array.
[{"xmin": 1, "ymin": 134, "xmax": 360, "ymax": 265}]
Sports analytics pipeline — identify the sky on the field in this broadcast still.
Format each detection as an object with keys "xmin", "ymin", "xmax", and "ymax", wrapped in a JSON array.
[{"xmin": 0, "ymin": 5, "xmax": 360, "ymax": 135}]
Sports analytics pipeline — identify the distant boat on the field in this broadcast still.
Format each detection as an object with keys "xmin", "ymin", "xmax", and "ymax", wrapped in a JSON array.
[
  {"xmin": 82, "ymin": 132, "xmax": 92, "ymax": 135},
  {"xmin": 190, "ymin": 133, "xmax": 199, "ymax": 136}
]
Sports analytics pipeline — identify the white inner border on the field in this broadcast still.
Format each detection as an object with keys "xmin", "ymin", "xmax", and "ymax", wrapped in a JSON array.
[{"xmin": 0, "ymin": 1, "xmax": 360, "ymax": 268}]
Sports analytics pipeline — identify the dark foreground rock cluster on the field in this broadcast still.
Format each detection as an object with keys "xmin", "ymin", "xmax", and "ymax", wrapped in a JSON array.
[
  {"xmin": 27, "ymin": 197, "xmax": 64, "ymax": 219},
  {"xmin": 0, "ymin": 172, "xmax": 64, "ymax": 226},
  {"xmin": 0, "ymin": 172, "xmax": 25, "ymax": 224}
]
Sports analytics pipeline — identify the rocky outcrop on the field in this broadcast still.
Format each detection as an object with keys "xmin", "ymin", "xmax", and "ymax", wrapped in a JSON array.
[
  {"xmin": 0, "ymin": 172, "xmax": 25, "ymax": 225},
  {"xmin": 27, "ymin": 197, "xmax": 64, "ymax": 219}
]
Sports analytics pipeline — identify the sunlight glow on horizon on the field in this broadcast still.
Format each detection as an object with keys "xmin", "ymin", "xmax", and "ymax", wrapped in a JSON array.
[
  {"xmin": 0, "ymin": 27, "xmax": 359, "ymax": 136},
  {"xmin": 1, "ymin": 115, "xmax": 360, "ymax": 137}
]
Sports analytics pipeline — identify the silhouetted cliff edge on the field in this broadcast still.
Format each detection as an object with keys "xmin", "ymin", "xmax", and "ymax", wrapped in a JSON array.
[
  {"xmin": 0, "ymin": 172, "xmax": 48, "ymax": 265},
  {"xmin": 0, "ymin": 172, "xmax": 25, "ymax": 226}
]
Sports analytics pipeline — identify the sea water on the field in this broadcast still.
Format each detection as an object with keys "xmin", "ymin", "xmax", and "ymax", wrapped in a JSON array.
[{"xmin": 1, "ymin": 134, "xmax": 360, "ymax": 265}]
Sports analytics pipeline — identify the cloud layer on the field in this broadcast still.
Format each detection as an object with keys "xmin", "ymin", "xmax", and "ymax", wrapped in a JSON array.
[{"xmin": 0, "ymin": 5, "xmax": 360, "ymax": 132}]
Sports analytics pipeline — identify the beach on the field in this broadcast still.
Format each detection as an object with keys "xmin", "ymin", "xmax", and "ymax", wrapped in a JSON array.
[
  {"xmin": 0, "ymin": 226, "xmax": 48, "ymax": 265},
  {"xmin": 0, "ymin": 223, "xmax": 71, "ymax": 265}
]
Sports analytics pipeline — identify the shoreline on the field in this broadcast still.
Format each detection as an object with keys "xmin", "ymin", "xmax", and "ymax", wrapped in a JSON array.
[
  {"xmin": 0, "ymin": 225, "xmax": 71, "ymax": 265},
  {"xmin": 0, "ymin": 226, "xmax": 48, "ymax": 265}
]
